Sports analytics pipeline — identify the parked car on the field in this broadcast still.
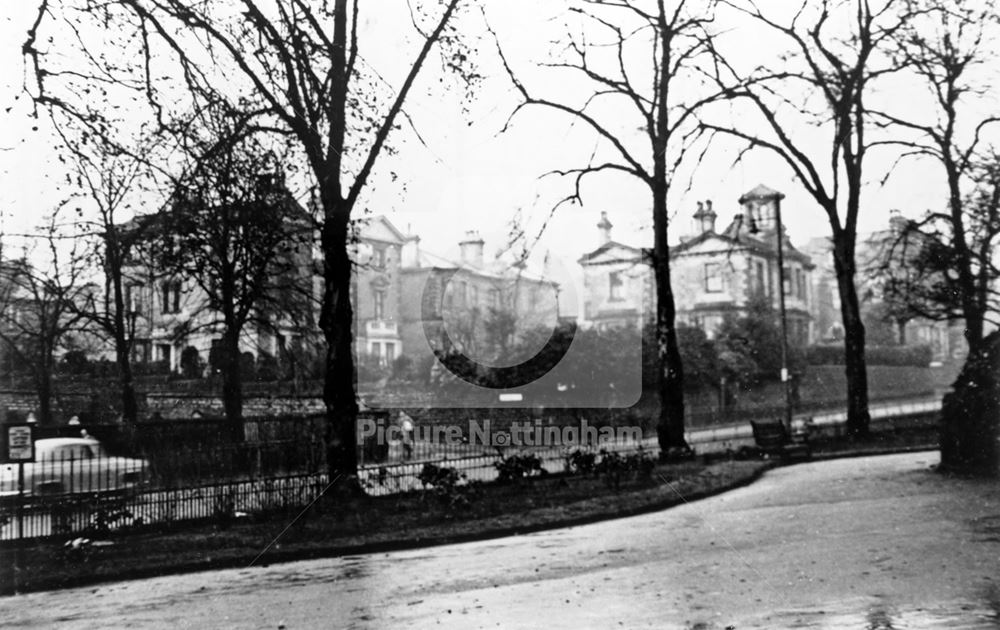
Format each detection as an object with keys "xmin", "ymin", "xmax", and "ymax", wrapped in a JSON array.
[{"xmin": 0, "ymin": 438, "xmax": 149, "ymax": 497}]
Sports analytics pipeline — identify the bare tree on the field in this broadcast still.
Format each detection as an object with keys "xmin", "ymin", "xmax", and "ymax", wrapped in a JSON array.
[
  {"xmin": 874, "ymin": 171, "xmax": 1000, "ymax": 335},
  {"xmin": 0, "ymin": 218, "xmax": 90, "ymax": 424},
  {"xmin": 873, "ymin": 0, "xmax": 1000, "ymax": 351},
  {"xmin": 155, "ymin": 108, "xmax": 313, "ymax": 436},
  {"xmin": 25, "ymin": 0, "xmax": 478, "ymax": 483},
  {"xmin": 702, "ymin": 0, "xmax": 916, "ymax": 438},
  {"xmin": 492, "ymin": 0, "xmax": 720, "ymax": 455},
  {"xmin": 59, "ymin": 131, "xmax": 155, "ymax": 425}
]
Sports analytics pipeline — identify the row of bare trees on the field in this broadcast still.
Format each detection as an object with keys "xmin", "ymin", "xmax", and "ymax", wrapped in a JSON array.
[{"xmin": 15, "ymin": 0, "xmax": 999, "ymax": 484}]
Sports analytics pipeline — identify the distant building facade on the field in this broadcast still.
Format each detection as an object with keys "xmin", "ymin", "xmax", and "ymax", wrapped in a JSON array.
[
  {"xmin": 578, "ymin": 184, "xmax": 815, "ymax": 346},
  {"xmin": 399, "ymin": 230, "xmax": 560, "ymax": 365}
]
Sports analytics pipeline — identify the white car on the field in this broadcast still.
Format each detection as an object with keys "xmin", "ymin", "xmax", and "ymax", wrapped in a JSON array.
[{"xmin": 0, "ymin": 438, "xmax": 149, "ymax": 497}]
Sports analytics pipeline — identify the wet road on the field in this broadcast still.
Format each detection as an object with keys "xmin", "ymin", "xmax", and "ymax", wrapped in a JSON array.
[{"xmin": 2, "ymin": 451, "xmax": 999, "ymax": 629}]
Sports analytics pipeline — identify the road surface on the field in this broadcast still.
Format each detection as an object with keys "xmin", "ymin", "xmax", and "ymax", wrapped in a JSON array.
[{"xmin": 2, "ymin": 451, "xmax": 998, "ymax": 629}]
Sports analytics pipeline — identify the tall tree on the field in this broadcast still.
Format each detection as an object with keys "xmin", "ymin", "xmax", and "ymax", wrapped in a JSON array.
[
  {"xmin": 25, "ymin": 0, "xmax": 477, "ymax": 483},
  {"xmin": 873, "ymin": 161, "xmax": 1000, "ymax": 350},
  {"xmin": 0, "ymin": 218, "xmax": 89, "ymax": 424},
  {"xmin": 492, "ymin": 0, "xmax": 720, "ymax": 456},
  {"xmin": 870, "ymin": 1, "xmax": 1000, "ymax": 474},
  {"xmin": 156, "ymin": 109, "xmax": 312, "ymax": 436},
  {"xmin": 873, "ymin": 0, "xmax": 1000, "ymax": 352},
  {"xmin": 703, "ymin": 0, "xmax": 915, "ymax": 438},
  {"xmin": 61, "ymin": 131, "xmax": 153, "ymax": 425}
]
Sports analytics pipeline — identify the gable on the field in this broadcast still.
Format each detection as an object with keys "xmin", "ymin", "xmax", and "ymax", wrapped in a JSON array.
[
  {"xmin": 674, "ymin": 233, "xmax": 743, "ymax": 257},
  {"xmin": 359, "ymin": 215, "xmax": 407, "ymax": 245},
  {"xmin": 579, "ymin": 241, "xmax": 644, "ymax": 265}
]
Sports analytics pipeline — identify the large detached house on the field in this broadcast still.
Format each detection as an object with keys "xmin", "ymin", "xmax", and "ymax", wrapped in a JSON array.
[{"xmin": 579, "ymin": 184, "xmax": 815, "ymax": 346}]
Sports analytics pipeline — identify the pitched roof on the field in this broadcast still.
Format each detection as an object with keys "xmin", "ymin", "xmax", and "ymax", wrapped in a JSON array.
[
  {"xmin": 738, "ymin": 183, "xmax": 785, "ymax": 203},
  {"xmin": 577, "ymin": 240, "xmax": 643, "ymax": 264},
  {"xmin": 404, "ymin": 246, "xmax": 555, "ymax": 285}
]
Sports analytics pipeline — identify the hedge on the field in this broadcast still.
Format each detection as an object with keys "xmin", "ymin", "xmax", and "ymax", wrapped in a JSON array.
[{"xmin": 806, "ymin": 343, "xmax": 933, "ymax": 367}]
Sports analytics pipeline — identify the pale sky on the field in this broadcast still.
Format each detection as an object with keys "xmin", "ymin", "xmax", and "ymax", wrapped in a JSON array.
[{"xmin": 1, "ymin": 0, "xmax": 996, "ymax": 281}]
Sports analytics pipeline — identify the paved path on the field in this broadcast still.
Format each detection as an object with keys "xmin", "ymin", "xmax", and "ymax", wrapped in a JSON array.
[{"xmin": 2, "ymin": 451, "xmax": 998, "ymax": 629}]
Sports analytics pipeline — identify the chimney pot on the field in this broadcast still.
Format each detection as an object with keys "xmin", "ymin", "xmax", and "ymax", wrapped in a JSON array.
[{"xmin": 597, "ymin": 212, "xmax": 614, "ymax": 245}]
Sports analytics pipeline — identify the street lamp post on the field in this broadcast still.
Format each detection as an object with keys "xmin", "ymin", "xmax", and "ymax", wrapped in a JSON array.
[
  {"xmin": 773, "ymin": 198, "xmax": 793, "ymax": 430},
  {"xmin": 742, "ymin": 185, "xmax": 795, "ymax": 430}
]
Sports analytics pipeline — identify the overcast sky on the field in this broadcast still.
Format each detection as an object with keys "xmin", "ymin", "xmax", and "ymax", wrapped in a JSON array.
[{"xmin": 1, "ymin": 0, "xmax": 995, "ymax": 282}]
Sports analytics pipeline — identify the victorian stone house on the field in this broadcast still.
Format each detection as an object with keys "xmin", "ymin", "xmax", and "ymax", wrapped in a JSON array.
[
  {"xmin": 399, "ymin": 230, "xmax": 560, "ymax": 365},
  {"xmin": 579, "ymin": 184, "xmax": 815, "ymax": 346}
]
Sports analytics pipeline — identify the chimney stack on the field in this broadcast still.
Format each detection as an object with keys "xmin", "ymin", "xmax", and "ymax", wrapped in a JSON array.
[
  {"xmin": 597, "ymin": 211, "xmax": 613, "ymax": 245},
  {"xmin": 459, "ymin": 230, "xmax": 485, "ymax": 268},
  {"xmin": 693, "ymin": 199, "xmax": 717, "ymax": 234}
]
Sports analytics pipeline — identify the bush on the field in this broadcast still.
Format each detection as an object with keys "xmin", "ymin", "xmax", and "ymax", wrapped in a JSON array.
[
  {"xmin": 417, "ymin": 463, "xmax": 471, "ymax": 508},
  {"xmin": 494, "ymin": 453, "xmax": 547, "ymax": 484},
  {"xmin": 180, "ymin": 346, "xmax": 204, "ymax": 379},
  {"xmin": 595, "ymin": 448, "xmax": 656, "ymax": 488},
  {"xmin": 807, "ymin": 343, "xmax": 932, "ymax": 366},
  {"xmin": 256, "ymin": 351, "xmax": 280, "ymax": 381},
  {"xmin": 564, "ymin": 449, "xmax": 597, "ymax": 475},
  {"xmin": 392, "ymin": 354, "xmax": 414, "ymax": 380},
  {"xmin": 60, "ymin": 350, "xmax": 91, "ymax": 375}
]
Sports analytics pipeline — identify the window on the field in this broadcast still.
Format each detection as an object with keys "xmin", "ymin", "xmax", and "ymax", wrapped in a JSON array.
[
  {"xmin": 755, "ymin": 261, "xmax": 766, "ymax": 295},
  {"xmin": 384, "ymin": 342, "xmax": 396, "ymax": 363},
  {"xmin": 704, "ymin": 263, "xmax": 722, "ymax": 293},
  {"xmin": 132, "ymin": 340, "xmax": 151, "ymax": 363},
  {"xmin": 157, "ymin": 344, "xmax": 171, "ymax": 363},
  {"xmin": 490, "ymin": 289, "xmax": 500, "ymax": 309},
  {"xmin": 126, "ymin": 283, "xmax": 144, "ymax": 314},
  {"xmin": 162, "ymin": 281, "xmax": 181, "ymax": 314},
  {"xmin": 798, "ymin": 269, "xmax": 807, "ymax": 301},
  {"xmin": 609, "ymin": 271, "xmax": 624, "ymax": 301},
  {"xmin": 372, "ymin": 246, "xmax": 387, "ymax": 269},
  {"xmin": 782, "ymin": 267, "xmax": 791, "ymax": 296},
  {"xmin": 374, "ymin": 289, "xmax": 385, "ymax": 320},
  {"xmin": 469, "ymin": 285, "xmax": 478, "ymax": 307}
]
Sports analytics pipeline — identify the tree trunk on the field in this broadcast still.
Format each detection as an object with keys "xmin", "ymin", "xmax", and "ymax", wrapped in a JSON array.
[
  {"xmin": 320, "ymin": 193, "xmax": 360, "ymax": 483},
  {"xmin": 832, "ymin": 241, "xmax": 871, "ymax": 439},
  {"xmin": 110, "ymin": 249, "xmax": 139, "ymax": 424},
  {"xmin": 220, "ymin": 325, "xmax": 243, "ymax": 442},
  {"xmin": 651, "ymin": 180, "xmax": 689, "ymax": 455},
  {"xmin": 37, "ymin": 365, "xmax": 53, "ymax": 426},
  {"xmin": 116, "ymin": 343, "xmax": 139, "ymax": 424}
]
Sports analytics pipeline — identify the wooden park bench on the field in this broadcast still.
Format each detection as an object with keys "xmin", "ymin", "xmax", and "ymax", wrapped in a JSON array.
[{"xmin": 750, "ymin": 419, "xmax": 812, "ymax": 461}]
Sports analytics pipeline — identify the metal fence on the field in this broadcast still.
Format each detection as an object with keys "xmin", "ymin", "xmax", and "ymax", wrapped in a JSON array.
[
  {"xmin": 0, "ymin": 428, "xmax": 653, "ymax": 542},
  {"xmin": 0, "ymin": 395, "xmax": 942, "ymax": 542}
]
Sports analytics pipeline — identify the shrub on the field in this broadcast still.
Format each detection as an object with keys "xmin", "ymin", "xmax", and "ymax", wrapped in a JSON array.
[
  {"xmin": 417, "ymin": 463, "xmax": 471, "ymax": 509},
  {"xmin": 393, "ymin": 354, "xmax": 414, "ymax": 380},
  {"xmin": 494, "ymin": 453, "xmax": 547, "ymax": 484},
  {"xmin": 595, "ymin": 448, "xmax": 656, "ymax": 488},
  {"xmin": 256, "ymin": 351, "xmax": 280, "ymax": 381},
  {"xmin": 180, "ymin": 346, "xmax": 204, "ymax": 379},
  {"xmin": 564, "ymin": 449, "xmax": 597, "ymax": 475},
  {"xmin": 60, "ymin": 350, "xmax": 91, "ymax": 374},
  {"xmin": 807, "ymin": 343, "xmax": 933, "ymax": 366}
]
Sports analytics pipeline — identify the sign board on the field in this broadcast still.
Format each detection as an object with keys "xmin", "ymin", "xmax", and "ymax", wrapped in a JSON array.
[{"xmin": 4, "ymin": 424, "xmax": 34, "ymax": 463}]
